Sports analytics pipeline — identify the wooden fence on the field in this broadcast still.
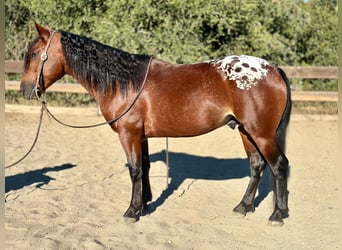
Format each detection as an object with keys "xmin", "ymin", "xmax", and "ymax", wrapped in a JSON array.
[{"xmin": 5, "ymin": 61, "xmax": 338, "ymax": 102}]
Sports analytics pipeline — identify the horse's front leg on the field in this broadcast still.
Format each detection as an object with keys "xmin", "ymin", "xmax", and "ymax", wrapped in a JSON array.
[
  {"xmin": 119, "ymin": 132, "xmax": 144, "ymax": 222},
  {"xmin": 124, "ymin": 160, "xmax": 143, "ymax": 222},
  {"xmin": 141, "ymin": 138, "xmax": 152, "ymax": 213}
]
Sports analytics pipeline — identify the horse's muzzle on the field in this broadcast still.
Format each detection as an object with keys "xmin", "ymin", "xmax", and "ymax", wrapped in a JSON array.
[{"xmin": 20, "ymin": 83, "xmax": 41, "ymax": 99}]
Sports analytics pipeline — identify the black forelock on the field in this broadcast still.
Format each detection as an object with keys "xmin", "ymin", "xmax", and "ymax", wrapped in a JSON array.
[{"xmin": 59, "ymin": 30, "xmax": 151, "ymax": 96}]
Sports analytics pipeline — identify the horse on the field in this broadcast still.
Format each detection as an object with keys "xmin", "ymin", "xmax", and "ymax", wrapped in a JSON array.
[{"xmin": 21, "ymin": 23, "xmax": 292, "ymax": 225}]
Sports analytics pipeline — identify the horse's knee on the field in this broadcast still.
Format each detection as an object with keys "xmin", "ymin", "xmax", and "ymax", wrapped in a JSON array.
[
  {"xmin": 126, "ymin": 162, "xmax": 143, "ymax": 181},
  {"xmin": 249, "ymin": 152, "xmax": 266, "ymax": 178},
  {"xmin": 269, "ymin": 154, "xmax": 289, "ymax": 178},
  {"xmin": 254, "ymin": 140, "xmax": 288, "ymax": 178}
]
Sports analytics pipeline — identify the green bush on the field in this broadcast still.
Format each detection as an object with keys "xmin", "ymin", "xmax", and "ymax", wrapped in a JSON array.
[{"xmin": 5, "ymin": 0, "xmax": 337, "ymax": 91}]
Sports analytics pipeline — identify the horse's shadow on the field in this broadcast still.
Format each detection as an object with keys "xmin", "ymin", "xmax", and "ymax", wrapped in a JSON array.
[
  {"xmin": 5, "ymin": 163, "xmax": 76, "ymax": 193},
  {"xmin": 147, "ymin": 150, "xmax": 271, "ymax": 214}
]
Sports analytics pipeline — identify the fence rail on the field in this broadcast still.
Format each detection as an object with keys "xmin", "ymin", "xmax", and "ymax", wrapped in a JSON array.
[{"xmin": 5, "ymin": 60, "xmax": 338, "ymax": 102}]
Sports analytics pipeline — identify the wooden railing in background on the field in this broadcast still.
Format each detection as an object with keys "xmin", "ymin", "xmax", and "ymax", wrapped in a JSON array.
[{"xmin": 5, "ymin": 61, "xmax": 338, "ymax": 102}]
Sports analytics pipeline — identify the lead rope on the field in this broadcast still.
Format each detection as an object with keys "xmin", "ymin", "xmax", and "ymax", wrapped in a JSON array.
[
  {"xmin": 5, "ymin": 31, "xmax": 56, "ymax": 169},
  {"xmin": 5, "ymin": 105, "xmax": 45, "ymax": 169}
]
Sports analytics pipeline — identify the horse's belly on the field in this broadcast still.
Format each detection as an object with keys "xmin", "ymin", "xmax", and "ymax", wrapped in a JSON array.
[{"xmin": 144, "ymin": 109, "xmax": 231, "ymax": 138}]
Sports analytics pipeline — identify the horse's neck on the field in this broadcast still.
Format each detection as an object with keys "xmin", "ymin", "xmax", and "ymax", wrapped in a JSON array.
[{"xmin": 60, "ymin": 31, "xmax": 151, "ymax": 107}]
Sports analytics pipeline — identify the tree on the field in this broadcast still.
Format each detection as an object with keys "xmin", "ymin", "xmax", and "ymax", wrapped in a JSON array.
[{"xmin": 5, "ymin": 0, "xmax": 32, "ymax": 60}]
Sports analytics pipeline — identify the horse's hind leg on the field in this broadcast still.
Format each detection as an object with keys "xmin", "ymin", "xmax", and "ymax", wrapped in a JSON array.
[
  {"xmin": 141, "ymin": 138, "xmax": 152, "ymax": 212},
  {"xmin": 253, "ymin": 136, "xmax": 289, "ymax": 225},
  {"xmin": 234, "ymin": 131, "xmax": 267, "ymax": 215}
]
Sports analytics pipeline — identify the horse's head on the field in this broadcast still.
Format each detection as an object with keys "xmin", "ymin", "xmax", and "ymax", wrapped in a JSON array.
[{"xmin": 21, "ymin": 23, "xmax": 66, "ymax": 99}]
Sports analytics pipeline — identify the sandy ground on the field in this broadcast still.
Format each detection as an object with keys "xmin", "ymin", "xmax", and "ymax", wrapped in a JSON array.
[{"xmin": 5, "ymin": 104, "xmax": 339, "ymax": 249}]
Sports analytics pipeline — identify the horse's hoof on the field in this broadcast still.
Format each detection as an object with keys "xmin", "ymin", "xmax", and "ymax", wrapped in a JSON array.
[
  {"xmin": 268, "ymin": 220, "xmax": 284, "ymax": 226},
  {"xmin": 233, "ymin": 202, "xmax": 255, "ymax": 216},
  {"xmin": 124, "ymin": 216, "xmax": 139, "ymax": 223},
  {"xmin": 268, "ymin": 209, "xmax": 288, "ymax": 226},
  {"xmin": 232, "ymin": 211, "xmax": 246, "ymax": 218},
  {"xmin": 123, "ymin": 208, "xmax": 140, "ymax": 223}
]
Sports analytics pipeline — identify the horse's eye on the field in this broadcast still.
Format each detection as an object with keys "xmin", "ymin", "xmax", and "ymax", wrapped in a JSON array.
[{"xmin": 31, "ymin": 52, "xmax": 37, "ymax": 58}]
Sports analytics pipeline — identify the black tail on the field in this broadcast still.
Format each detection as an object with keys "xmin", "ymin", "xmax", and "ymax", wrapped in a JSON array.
[{"xmin": 276, "ymin": 67, "xmax": 292, "ymax": 153}]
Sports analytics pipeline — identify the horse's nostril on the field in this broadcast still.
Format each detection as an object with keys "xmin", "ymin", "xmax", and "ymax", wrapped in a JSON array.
[{"xmin": 21, "ymin": 84, "xmax": 38, "ymax": 99}]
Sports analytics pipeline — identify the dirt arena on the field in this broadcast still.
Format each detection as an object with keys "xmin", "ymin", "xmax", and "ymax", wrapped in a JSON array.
[{"xmin": 5, "ymin": 104, "xmax": 338, "ymax": 249}]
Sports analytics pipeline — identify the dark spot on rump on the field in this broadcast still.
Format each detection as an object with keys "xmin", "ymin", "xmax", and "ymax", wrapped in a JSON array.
[
  {"xmin": 251, "ymin": 67, "xmax": 257, "ymax": 72},
  {"xmin": 232, "ymin": 56, "xmax": 239, "ymax": 60},
  {"xmin": 242, "ymin": 63, "xmax": 249, "ymax": 68},
  {"xmin": 242, "ymin": 75, "xmax": 248, "ymax": 81},
  {"xmin": 235, "ymin": 67, "xmax": 242, "ymax": 72},
  {"xmin": 231, "ymin": 59, "xmax": 240, "ymax": 65}
]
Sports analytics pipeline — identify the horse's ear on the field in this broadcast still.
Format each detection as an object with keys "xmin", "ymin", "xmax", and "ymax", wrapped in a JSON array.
[{"xmin": 34, "ymin": 22, "xmax": 50, "ymax": 41}]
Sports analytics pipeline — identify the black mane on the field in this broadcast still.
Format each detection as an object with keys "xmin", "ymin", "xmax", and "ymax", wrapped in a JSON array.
[{"xmin": 59, "ymin": 30, "xmax": 151, "ymax": 95}]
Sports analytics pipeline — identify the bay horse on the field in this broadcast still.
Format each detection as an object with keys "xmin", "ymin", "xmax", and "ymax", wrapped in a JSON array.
[{"xmin": 21, "ymin": 23, "xmax": 291, "ymax": 225}]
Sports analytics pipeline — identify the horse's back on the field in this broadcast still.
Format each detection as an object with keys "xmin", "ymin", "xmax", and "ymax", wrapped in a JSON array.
[{"xmin": 142, "ymin": 58, "xmax": 289, "ymax": 138}]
